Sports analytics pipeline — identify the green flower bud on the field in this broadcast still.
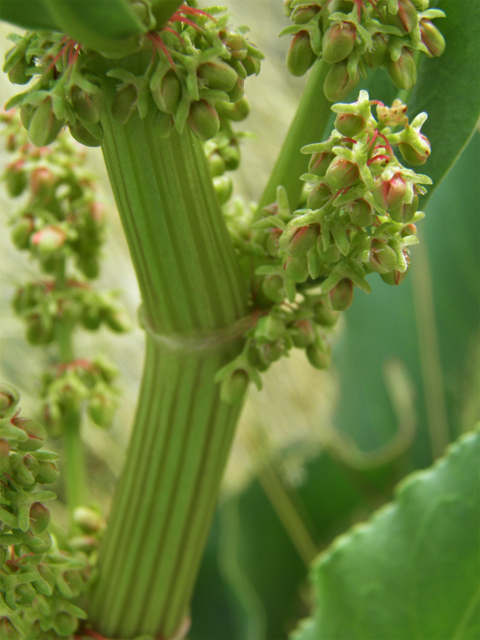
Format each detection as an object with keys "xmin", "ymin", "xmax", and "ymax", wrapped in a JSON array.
[
  {"xmin": 387, "ymin": 48, "xmax": 417, "ymax": 90},
  {"xmin": 53, "ymin": 611, "xmax": 78, "ymax": 637},
  {"xmin": 369, "ymin": 241, "xmax": 397, "ymax": 274},
  {"xmin": 420, "ymin": 19, "xmax": 446, "ymax": 57},
  {"xmin": 402, "ymin": 222, "xmax": 417, "ymax": 237},
  {"xmin": 398, "ymin": 132, "xmax": 431, "ymax": 166},
  {"xmin": 220, "ymin": 370, "xmax": 249, "ymax": 404},
  {"xmin": 0, "ymin": 383, "xmax": 20, "ymax": 417},
  {"xmin": 11, "ymin": 214, "xmax": 34, "ymax": 249},
  {"xmin": 153, "ymin": 109, "xmax": 174, "ymax": 139},
  {"xmin": 69, "ymin": 119, "xmax": 103, "ymax": 147},
  {"xmin": 306, "ymin": 333, "xmax": 332, "ymax": 369},
  {"xmin": 291, "ymin": 319, "xmax": 316, "ymax": 347},
  {"xmin": 71, "ymin": 86, "xmax": 102, "ymax": 124},
  {"xmin": 4, "ymin": 160, "xmax": 27, "ymax": 197},
  {"xmin": 243, "ymin": 55, "xmax": 262, "ymax": 76},
  {"xmin": 325, "ymin": 156, "xmax": 359, "ymax": 189},
  {"xmin": 0, "ymin": 620, "xmax": 21, "ymax": 640},
  {"xmin": 208, "ymin": 151, "xmax": 225, "ymax": 177},
  {"xmin": 225, "ymin": 33, "xmax": 248, "ymax": 60},
  {"xmin": 35, "ymin": 460, "xmax": 60, "ymax": 484},
  {"xmin": 262, "ymin": 274, "xmax": 285, "ymax": 303},
  {"xmin": 198, "ymin": 60, "xmax": 238, "ymax": 92},
  {"xmin": 73, "ymin": 506, "xmax": 104, "ymax": 533},
  {"xmin": 29, "ymin": 502, "xmax": 51, "ymax": 535},
  {"xmin": 285, "ymin": 255, "xmax": 309, "ymax": 282},
  {"xmin": 322, "ymin": 22, "xmax": 356, "ymax": 64},
  {"xmin": 228, "ymin": 77, "xmax": 245, "ymax": 103},
  {"xmin": 364, "ymin": 33, "xmax": 389, "ymax": 68},
  {"xmin": 266, "ymin": 228, "xmax": 282, "ymax": 257},
  {"xmin": 188, "ymin": 100, "xmax": 220, "ymax": 141},
  {"xmin": 15, "ymin": 582, "xmax": 37, "ymax": 606},
  {"xmin": 389, "ymin": 195, "xmax": 418, "ymax": 223},
  {"xmin": 381, "ymin": 265, "xmax": 409, "ymax": 285},
  {"xmin": 287, "ymin": 31, "xmax": 316, "ymax": 77},
  {"xmin": 153, "ymin": 70, "xmax": 182, "ymax": 114},
  {"xmin": 348, "ymin": 198, "xmax": 373, "ymax": 227},
  {"xmin": 88, "ymin": 392, "xmax": 116, "ymax": 427},
  {"xmin": 102, "ymin": 303, "xmax": 131, "ymax": 333},
  {"xmin": 307, "ymin": 181, "xmax": 332, "ymax": 209},
  {"xmin": 386, "ymin": 0, "xmax": 418, "ymax": 33},
  {"xmin": 293, "ymin": 4, "xmax": 321, "ymax": 24},
  {"xmin": 28, "ymin": 98, "xmax": 65, "ymax": 147},
  {"xmin": 213, "ymin": 175, "xmax": 233, "ymax": 205},
  {"xmin": 13, "ymin": 416, "xmax": 46, "ymax": 451},
  {"xmin": 324, "ymin": 60, "xmax": 360, "ymax": 102},
  {"xmin": 30, "ymin": 166, "xmax": 55, "ymax": 197},
  {"xmin": 81, "ymin": 305, "xmax": 102, "ymax": 331},
  {"xmin": 217, "ymin": 97, "xmax": 250, "ymax": 122},
  {"xmin": 26, "ymin": 313, "xmax": 54, "ymax": 345},
  {"xmin": 329, "ymin": 277, "xmax": 353, "ymax": 310},
  {"xmin": 308, "ymin": 152, "xmax": 335, "ymax": 177},
  {"xmin": 334, "ymin": 112, "xmax": 366, "ymax": 137},
  {"xmin": 317, "ymin": 234, "xmax": 341, "ymax": 263},
  {"xmin": 94, "ymin": 354, "xmax": 119, "ymax": 383},
  {"xmin": 258, "ymin": 315, "xmax": 287, "ymax": 341},
  {"xmin": 31, "ymin": 225, "xmax": 66, "ymax": 256},
  {"xmin": 312, "ymin": 297, "xmax": 339, "ymax": 326},
  {"xmin": 20, "ymin": 103, "xmax": 35, "ymax": 129},
  {"xmin": 283, "ymin": 0, "xmax": 294, "ymax": 17},
  {"xmin": 373, "ymin": 172, "xmax": 407, "ymax": 210},
  {"xmin": 7, "ymin": 56, "xmax": 30, "ymax": 85},
  {"xmin": 77, "ymin": 254, "xmax": 100, "ymax": 279},
  {"xmin": 283, "ymin": 224, "xmax": 318, "ymax": 258},
  {"xmin": 221, "ymin": 141, "xmax": 241, "ymax": 170},
  {"xmin": 111, "ymin": 84, "xmax": 138, "ymax": 125}
]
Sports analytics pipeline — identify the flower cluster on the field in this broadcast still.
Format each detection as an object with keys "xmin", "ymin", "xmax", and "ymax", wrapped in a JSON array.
[
  {"xmin": 282, "ymin": 0, "xmax": 445, "ymax": 100},
  {"xmin": 3, "ymin": 3, "xmax": 263, "ymax": 146},
  {"xmin": 1, "ymin": 111, "xmax": 129, "ymax": 435},
  {"xmin": 0, "ymin": 385, "xmax": 91, "ymax": 639},
  {"xmin": 217, "ymin": 91, "xmax": 430, "ymax": 399}
]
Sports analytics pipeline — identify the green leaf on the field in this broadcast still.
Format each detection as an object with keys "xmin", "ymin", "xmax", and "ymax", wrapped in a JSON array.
[
  {"xmin": 293, "ymin": 428, "xmax": 480, "ymax": 640},
  {"xmin": 0, "ymin": 0, "xmax": 60, "ymax": 31}
]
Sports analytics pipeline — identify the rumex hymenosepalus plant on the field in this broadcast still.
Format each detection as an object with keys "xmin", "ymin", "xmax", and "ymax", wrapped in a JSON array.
[{"xmin": 0, "ymin": 0, "xmax": 479, "ymax": 639}]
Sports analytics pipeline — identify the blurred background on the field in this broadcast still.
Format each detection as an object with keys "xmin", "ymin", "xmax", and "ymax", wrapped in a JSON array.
[{"xmin": 0, "ymin": 3, "xmax": 479, "ymax": 639}]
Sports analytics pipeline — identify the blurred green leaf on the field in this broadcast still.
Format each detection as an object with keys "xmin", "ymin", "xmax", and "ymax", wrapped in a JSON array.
[{"xmin": 292, "ymin": 428, "xmax": 480, "ymax": 640}]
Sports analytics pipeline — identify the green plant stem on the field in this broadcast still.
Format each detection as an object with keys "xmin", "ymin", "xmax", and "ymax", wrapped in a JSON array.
[
  {"xmin": 256, "ymin": 60, "xmax": 331, "ymax": 214},
  {"xmin": 87, "ymin": 53, "xmax": 249, "ymax": 639}
]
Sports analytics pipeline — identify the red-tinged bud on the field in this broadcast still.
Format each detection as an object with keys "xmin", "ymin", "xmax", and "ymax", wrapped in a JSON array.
[
  {"xmin": 30, "ymin": 166, "xmax": 55, "ymax": 197},
  {"xmin": 266, "ymin": 228, "xmax": 282, "ymax": 256},
  {"xmin": 373, "ymin": 172, "xmax": 407, "ymax": 210},
  {"xmin": 399, "ymin": 134, "xmax": 431, "ymax": 166},
  {"xmin": 348, "ymin": 198, "xmax": 373, "ymax": 227},
  {"xmin": 243, "ymin": 55, "xmax": 262, "ymax": 76},
  {"xmin": 390, "ymin": 195, "xmax": 418, "ymax": 223},
  {"xmin": 283, "ymin": 224, "xmax": 318, "ymax": 258},
  {"xmin": 262, "ymin": 274, "xmax": 285, "ymax": 303},
  {"xmin": 35, "ymin": 460, "xmax": 60, "ymax": 484},
  {"xmin": 365, "ymin": 33, "xmax": 389, "ymax": 68},
  {"xmin": 285, "ymin": 255, "xmax": 309, "ymax": 282},
  {"xmin": 307, "ymin": 182, "xmax": 332, "ymax": 209},
  {"xmin": 228, "ymin": 77, "xmax": 245, "ymax": 103},
  {"xmin": 324, "ymin": 60, "xmax": 360, "ymax": 102},
  {"xmin": 217, "ymin": 97, "xmax": 250, "ymax": 122},
  {"xmin": 71, "ymin": 86, "xmax": 102, "ymax": 124},
  {"xmin": 111, "ymin": 84, "xmax": 138, "ymax": 124},
  {"xmin": 5, "ymin": 160, "xmax": 27, "ymax": 197},
  {"xmin": 308, "ymin": 152, "xmax": 335, "ymax": 177},
  {"xmin": 153, "ymin": 70, "xmax": 182, "ymax": 114},
  {"xmin": 31, "ymin": 225, "xmax": 66, "ymax": 256},
  {"xmin": 28, "ymin": 98, "xmax": 64, "ymax": 147},
  {"xmin": 73, "ymin": 506, "xmax": 104, "ymax": 533},
  {"xmin": 220, "ymin": 370, "xmax": 249, "ymax": 404},
  {"xmin": 213, "ymin": 175, "xmax": 233, "ymax": 205},
  {"xmin": 11, "ymin": 214, "xmax": 35, "ymax": 250},
  {"xmin": 29, "ymin": 502, "xmax": 50, "ymax": 535},
  {"xmin": 291, "ymin": 319, "xmax": 316, "ymax": 347},
  {"xmin": 420, "ymin": 19, "xmax": 445, "ymax": 57},
  {"xmin": 325, "ymin": 156, "xmax": 359, "ymax": 189},
  {"xmin": 381, "ymin": 266, "xmax": 408, "ymax": 285},
  {"xmin": 69, "ymin": 119, "xmax": 103, "ymax": 147},
  {"xmin": 369, "ymin": 241, "xmax": 397, "ymax": 274},
  {"xmin": 329, "ymin": 278, "xmax": 353, "ymax": 310},
  {"xmin": 312, "ymin": 297, "xmax": 339, "ymax": 326},
  {"xmin": 198, "ymin": 60, "xmax": 238, "ymax": 92},
  {"xmin": 287, "ymin": 31, "xmax": 316, "ymax": 77},
  {"xmin": 402, "ymin": 222, "xmax": 417, "ymax": 237},
  {"xmin": 88, "ymin": 392, "xmax": 116, "ymax": 427},
  {"xmin": 12, "ymin": 416, "xmax": 46, "ymax": 451},
  {"xmin": 322, "ymin": 22, "xmax": 356, "ymax": 64},
  {"xmin": 293, "ymin": 4, "xmax": 320, "ymax": 24},
  {"xmin": 334, "ymin": 112, "xmax": 366, "ymax": 137},
  {"xmin": 225, "ymin": 33, "xmax": 248, "ymax": 60},
  {"xmin": 306, "ymin": 333, "xmax": 332, "ymax": 369},
  {"xmin": 386, "ymin": 0, "xmax": 418, "ymax": 33},
  {"xmin": 387, "ymin": 48, "xmax": 417, "ymax": 90},
  {"xmin": 0, "ymin": 439, "xmax": 9, "ymax": 474},
  {"xmin": 26, "ymin": 313, "xmax": 54, "ymax": 345},
  {"xmin": 188, "ymin": 100, "xmax": 220, "ymax": 141},
  {"xmin": 153, "ymin": 109, "xmax": 174, "ymax": 139},
  {"xmin": 53, "ymin": 611, "xmax": 78, "ymax": 637},
  {"xmin": 0, "ymin": 383, "xmax": 19, "ymax": 417}
]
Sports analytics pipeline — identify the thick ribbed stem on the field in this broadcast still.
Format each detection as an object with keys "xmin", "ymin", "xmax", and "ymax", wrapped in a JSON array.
[
  {"xmin": 86, "ymin": 53, "xmax": 248, "ymax": 638},
  {"xmin": 256, "ymin": 60, "xmax": 331, "ymax": 214}
]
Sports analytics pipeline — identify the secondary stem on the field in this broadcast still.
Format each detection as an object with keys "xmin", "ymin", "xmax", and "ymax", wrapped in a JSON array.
[{"xmin": 256, "ymin": 60, "xmax": 332, "ymax": 214}]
